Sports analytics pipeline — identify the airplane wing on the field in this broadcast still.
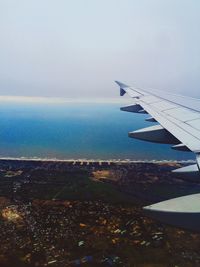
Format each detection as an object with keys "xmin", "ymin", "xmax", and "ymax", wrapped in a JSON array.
[
  {"xmin": 116, "ymin": 81, "xmax": 200, "ymax": 231},
  {"xmin": 116, "ymin": 80, "xmax": 200, "ymax": 172}
]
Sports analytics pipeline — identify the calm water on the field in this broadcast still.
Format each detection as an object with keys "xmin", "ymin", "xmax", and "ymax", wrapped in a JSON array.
[{"xmin": 0, "ymin": 101, "xmax": 194, "ymax": 161}]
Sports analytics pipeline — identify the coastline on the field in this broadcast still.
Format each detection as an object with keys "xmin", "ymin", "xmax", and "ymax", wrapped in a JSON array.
[{"xmin": 0, "ymin": 156, "xmax": 195, "ymax": 164}]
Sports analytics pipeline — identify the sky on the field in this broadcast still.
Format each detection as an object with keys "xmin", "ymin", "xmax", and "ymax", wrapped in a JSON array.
[{"xmin": 0, "ymin": 0, "xmax": 200, "ymax": 99}]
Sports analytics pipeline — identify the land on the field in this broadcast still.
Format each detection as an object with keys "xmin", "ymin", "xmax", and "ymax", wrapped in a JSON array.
[{"xmin": 0, "ymin": 159, "xmax": 199, "ymax": 267}]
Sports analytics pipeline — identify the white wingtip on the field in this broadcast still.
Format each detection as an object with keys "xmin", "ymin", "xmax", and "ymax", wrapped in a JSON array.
[{"xmin": 115, "ymin": 81, "xmax": 129, "ymax": 88}]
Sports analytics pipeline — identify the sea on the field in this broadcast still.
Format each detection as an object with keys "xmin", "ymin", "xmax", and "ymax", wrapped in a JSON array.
[{"xmin": 0, "ymin": 100, "xmax": 195, "ymax": 161}]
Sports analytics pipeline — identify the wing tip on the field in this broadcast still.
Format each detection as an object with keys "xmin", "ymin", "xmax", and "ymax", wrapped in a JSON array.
[
  {"xmin": 114, "ymin": 81, "xmax": 129, "ymax": 88},
  {"xmin": 115, "ymin": 81, "xmax": 129, "ymax": 96}
]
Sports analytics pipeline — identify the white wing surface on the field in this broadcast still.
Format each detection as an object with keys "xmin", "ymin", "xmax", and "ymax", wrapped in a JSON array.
[
  {"xmin": 116, "ymin": 81, "xmax": 200, "ymax": 171},
  {"xmin": 116, "ymin": 81, "xmax": 200, "ymax": 231}
]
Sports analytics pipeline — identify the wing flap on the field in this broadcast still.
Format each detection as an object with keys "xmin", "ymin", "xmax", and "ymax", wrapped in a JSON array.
[
  {"xmin": 164, "ymin": 107, "xmax": 200, "ymax": 122},
  {"xmin": 187, "ymin": 119, "xmax": 200, "ymax": 131},
  {"xmin": 150, "ymin": 101, "xmax": 177, "ymax": 111}
]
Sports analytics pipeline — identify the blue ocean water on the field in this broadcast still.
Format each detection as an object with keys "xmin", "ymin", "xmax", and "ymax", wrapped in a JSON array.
[{"xmin": 0, "ymin": 101, "xmax": 194, "ymax": 161}]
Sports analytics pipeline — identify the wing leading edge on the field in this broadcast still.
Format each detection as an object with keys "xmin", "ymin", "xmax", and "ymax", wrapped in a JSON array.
[{"xmin": 116, "ymin": 81, "xmax": 200, "ymax": 231}]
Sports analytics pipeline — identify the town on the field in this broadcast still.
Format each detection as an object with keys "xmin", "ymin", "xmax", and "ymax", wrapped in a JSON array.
[{"xmin": 0, "ymin": 159, "xmax": 200, "ymax": 267}]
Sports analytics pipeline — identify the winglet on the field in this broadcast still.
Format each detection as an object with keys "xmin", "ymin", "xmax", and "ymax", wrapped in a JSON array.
[
  {"xmin": 115, "ymin": 81, "xmax": 129, "ymax": 88},
  {"xmin": 115, "ymin": 81, "xmax": 129, "ymax": 96}
]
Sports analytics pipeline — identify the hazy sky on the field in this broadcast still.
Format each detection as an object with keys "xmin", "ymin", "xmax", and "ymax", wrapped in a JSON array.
[{"xmin": 1, "ymin": 0, "xmax": 200, "ymax": 98}]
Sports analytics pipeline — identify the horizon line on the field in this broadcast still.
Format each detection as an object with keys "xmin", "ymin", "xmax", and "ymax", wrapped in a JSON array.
[{"xmin": 0, "ymin": 95, "xmax": 132, "ymax": 104}]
